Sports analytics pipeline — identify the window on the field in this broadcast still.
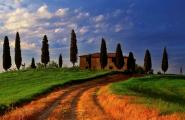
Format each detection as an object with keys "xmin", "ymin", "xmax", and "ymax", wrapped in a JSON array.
[{"xmin": 109, "ymin": 66, "xmax": 113, "ymax": 69}]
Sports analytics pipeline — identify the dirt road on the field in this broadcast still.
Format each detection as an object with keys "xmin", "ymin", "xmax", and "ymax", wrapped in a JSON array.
[{"xmin": 1, "ymin": 73, "xmax": 130, "ymax": 120}]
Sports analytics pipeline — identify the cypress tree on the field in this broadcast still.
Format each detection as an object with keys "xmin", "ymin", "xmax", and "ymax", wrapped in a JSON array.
[
  {"xmin": 100, "ymin": 38, "xmax": 108, "ymax": 69},
  {"xmin": 144, "ymin": 49, "xmax": 152, "ymax": 73},
  {"xmin": 3, "ymin": 36, "xmax": 11, "ymax": 71},
  {"xmin": 15, "ymin": 32, "xmax": 22, "ymax": 70},
  {"xmin": 70, "ymin": 29, "xmax": 78, "ymax": 67},
  {"xmin": 86, "ymin": 54, "xmax": 92, "ymax": 69},
  {"xmin": 59, "ymin": 54, "xmax": 63, "ymax": 68},
  {"xmin": 41, "ymin": 35, "xmax": 50, "ymax": 67},
  {"xmin": 127, "ymin": 52, "xmax": 135, "ymax": 72},
  {"xmin": 31, "ymin": 58, "xmax": 36, "ymax": 69},
  {"xmin": 161, "ymin": 47, "xmax": 168, "ymax": 74},
  {"xmin": 115, "ymin": 43, "xmax": 124, "ymax": 69}
]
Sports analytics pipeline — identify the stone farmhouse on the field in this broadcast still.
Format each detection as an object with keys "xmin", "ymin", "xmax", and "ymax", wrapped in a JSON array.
[{"xmin": 79, "ymin": 53, "xmax": 128, "ymax": 70}]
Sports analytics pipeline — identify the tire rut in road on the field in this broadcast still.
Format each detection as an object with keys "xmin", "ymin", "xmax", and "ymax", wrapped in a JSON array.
[{"xmin": 36, "ymin": 86, "xmax": 80, "ymax": 120}]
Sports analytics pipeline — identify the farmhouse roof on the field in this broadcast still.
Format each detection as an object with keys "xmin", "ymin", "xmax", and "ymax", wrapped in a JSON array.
[{"xmin": 79, "ymin": 52, "xmax": 128, "ymax": 58}]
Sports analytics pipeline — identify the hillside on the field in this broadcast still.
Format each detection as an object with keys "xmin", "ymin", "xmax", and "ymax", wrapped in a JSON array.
[{"xmin": 0, "ymin": 68, "xmax": 110, "ymax": 113}]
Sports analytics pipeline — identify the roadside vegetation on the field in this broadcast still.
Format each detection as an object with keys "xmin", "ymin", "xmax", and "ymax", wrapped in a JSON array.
[
  {"xmin": 0, "ymin": 68, "xmax": 111, "ymax": 114},
  {"xmin": 110, "ymin": 75, "xmax": 185, "ymax": 114}
]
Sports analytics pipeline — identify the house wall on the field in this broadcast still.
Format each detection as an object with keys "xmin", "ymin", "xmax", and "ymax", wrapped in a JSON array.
[{"xmin": 80, "ymin": 56, "xmax": 128, "ymax": 70}]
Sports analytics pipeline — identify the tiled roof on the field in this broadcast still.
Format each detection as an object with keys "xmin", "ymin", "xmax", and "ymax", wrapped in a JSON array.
[{"xmin": 79, "ymin": 53, "xmax": 128, "ymax": 58}]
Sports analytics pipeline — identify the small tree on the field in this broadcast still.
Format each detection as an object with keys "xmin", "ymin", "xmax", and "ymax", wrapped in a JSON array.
[
  {"xmin": 3, "ymin": 36, "xmax": 11, "ymax": 71},
  {"xmin": 70, "ymin": 29, "xmax": 78, "ymax": 67},
  {"xmin": 15, "ymin": 32, "xmax": 22, "ymax": 70},
  {"xmin": 59, "ymin": 54, "xmax": 63, "ymax": 68},
  {"xmin": 86, "ymin": 54, "xmax": 92, "ymax": 69},
  {"xmin": 31, "ymin": 58, "xmax": 36, "ymax": 69},
  {"xmin": 115, "ymin": 43, "xmax": 124, "ymax": 69},
  {"xmin": 100, "ymin": 38, "xmax": 108, "ymax": 69},
  {"xmin": 144, "ymin": 49, "xmax": 152, "ymax": 73},
  {"xmin": 127, "ymin": 52, "xmax": 135, "ymax": 72},
  {"xmin": 161, "ymin": 47, "xmax": 168, "ymax": 74},
  {"xmin": 41, "ymin": 35, "xmax": 50, "ymax": 67}
]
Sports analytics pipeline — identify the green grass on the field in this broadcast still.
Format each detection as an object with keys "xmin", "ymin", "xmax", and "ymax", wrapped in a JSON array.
[
  {"xmin": 110, "ymin": 75, "xmax": 185, "ymax": 115},
  {"xmin": 0, "ymin": 68, "xmax": 111, "ymax": 113}
]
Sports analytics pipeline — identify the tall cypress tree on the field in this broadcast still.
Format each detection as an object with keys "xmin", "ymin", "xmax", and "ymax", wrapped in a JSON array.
[
  {"xmin": 3, "ymin": 36, "xmax": 11, "ymax": 71},
  {"xmin": 41, "ymin": 35, "xmax": 50, "ymax": 67},
  {"xmin": 59, "ymin": 54, "xmax": 63, "ymax": 68},
  {"xmin": 15, "ymin": 32, "xmax": 22, "ymax": 70},
  {"xmin": 115, "ymin": 43, "xmax": 124, "ymax": 69},
  {"xmin": 100, "ymin": 38, "xmax": 108, "ymax": 69},
  {"xmin": 31, "ymin": 58, "xmax": 36, "ymax": 69},
  {"xmin": 144, "ymin": 49, "xmax": 152, "ymax": 73},
  {"xmin": 127, "ymin": 52, "xmax": 135, "ymax": 72},
  {"xmin": 161, "ymin": 47, "xmax": 168, "ymax": 74},
  {"xmin": 70, "ymin": 29, "xmax": 78, "ymax": 67}
]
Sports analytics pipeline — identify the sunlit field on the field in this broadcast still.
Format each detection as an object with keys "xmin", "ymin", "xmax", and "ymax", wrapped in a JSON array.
[
  {"xmin": 0, "ymin": 68, "xmax": 110, "ymax": 113},
  {"xmin": 110, "ymin": 75, "xmax": 185, "ymax": 115}
]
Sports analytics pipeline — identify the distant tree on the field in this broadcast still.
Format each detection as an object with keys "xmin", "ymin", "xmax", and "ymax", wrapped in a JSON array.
[
  {"xmin": 41, "ymin": 35, "xmax": 50, "ymax": 67},
  {"xmin": 59, "ymin": 54, "xmax": 63, "ymax": 68},
  {"xmin": 161, "ymin": 47, "xmax": 168, "ymax": 74},
  {"xmin": 144, "ymin": 49, "xmax": 152, "ymax": 73},
  {"xmin": 115, "ymin": 43, "xmax": 124, "ymax": 69},
  {"xmin": 86, "ymin": 54, "xmax": 92, "ymax": 69},
  {"xmin": 180, "ymin": 67, "xmax": 183, "ymax": 75},
  {"xmin": 3, "ymin": 36, "xmax": 11, "ymax": 71},
  {"xmin": 70, "ymin": 29, "xmax": 78, "ymax": 67},
  {"xmin": 31, "ymin": 58, "xmax": 36, "ymax": 69},
  {"xmin": 100, "ymin": 38, "xmax": 108, "ymax": 69},
  {"xmin": 15, "ymin": 32, "xmax": 22, "ymax": 70},
  {"xmin": 127, "ymin": 52, "xmax": 135, "ymax": 72}
]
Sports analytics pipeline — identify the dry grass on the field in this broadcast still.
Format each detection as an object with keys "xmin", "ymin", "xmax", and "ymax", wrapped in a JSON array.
[
  {"xmin": 77, "ymin": 87, "xmax": 110, "ymax": 120},
  {"xmin": 0, "ymin": 89, "xmax": 64, "ymax": 120},
  {"xmin": 98, "ymin": 86, "xmax": 185, "ymax": 120},
  {"xmin": 47, "ymin": 88, "xmax": 81, "ymax": 120}
]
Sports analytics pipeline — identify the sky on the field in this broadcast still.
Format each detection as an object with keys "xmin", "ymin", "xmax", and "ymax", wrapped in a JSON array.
[{"xmin": 0, "ymin": 0, "xmax": 185, "ymax": 73}]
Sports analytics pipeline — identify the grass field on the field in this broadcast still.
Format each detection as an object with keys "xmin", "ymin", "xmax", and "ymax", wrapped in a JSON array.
[
  {"xmin": 0, "ymin": 68, "xmax": 110, "ymax": 113},
  {"xmin": 110, "ymin": 75, "xmax": 185, "ymax": 115}
]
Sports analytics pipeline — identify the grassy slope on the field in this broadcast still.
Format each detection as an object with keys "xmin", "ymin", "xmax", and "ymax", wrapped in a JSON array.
[
  {"xmin": 110, "ymin": 75, "xmax": 185, "ymax": 114},
  {"xmin": 0, "ymin": 68, "xmax": 111, "ymax": 112}
]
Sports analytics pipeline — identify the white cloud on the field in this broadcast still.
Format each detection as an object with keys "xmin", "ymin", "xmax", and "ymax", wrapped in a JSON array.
[
  {"xmin": 0, "ymin": 40, "xmax": 36, "ymax": 50},
  {"xmin": 93, "ymin": 15, "xmax": 104, "ymax": 22},
  {"xmin": 115, "ymin": 24, "xmax": 123, "ymax": 32},
  {"xmin": 4, "ymin": 8, "xmax": 36, "ymax": 32},
  {"xmin": 79, "ymin": 26, "xmax": 89, "ymax": 35},
  {"xmin": 55, "ymin": 8, "xmax": 69, "ymax": 17},
  {"xmin": 76, "ymin": 12, "xmax": 90, "ymax": 19},
  {"xmin": 54, "ymin": 28, "xmax": 64, "ymax": 33},
  {"xmin": 37, "ymin": 4, "xmax": 52, "ymax": 19}
]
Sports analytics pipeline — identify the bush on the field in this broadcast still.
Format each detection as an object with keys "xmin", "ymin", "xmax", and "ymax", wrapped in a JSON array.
[
  {"xmin": 36, "ymin": 63, "xmax": 45, "ymax": 69},
  {"xmin": 157, "ymin": 71, "xmax": 162, "ymax": 75},
  {"xmin": 48, "ymin": 61, "xmax": 58, "ymax": 68},
  {"xmin": 123, "ymin": 70, "xmax": 133, "ymax": 75},
  {"xmin": 135, "ymin": 66, "xmax": 145, "ymax": 74}
]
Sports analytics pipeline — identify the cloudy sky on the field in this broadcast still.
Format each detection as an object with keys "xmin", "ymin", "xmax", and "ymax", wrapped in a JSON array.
[{"xmin": 0, "ymin": 0, "xmax": 185, "ymax": 73}]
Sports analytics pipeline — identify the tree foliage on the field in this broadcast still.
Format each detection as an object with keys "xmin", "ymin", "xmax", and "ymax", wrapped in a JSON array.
[
  {"xmin": 144, "ymin": 49, "xmax": 152, "ymax": 73},
  {"xmin": 3, "ymin": 36, "xmax": 11, "ymax": 71},
  {"xmin": 15, "ymin": 32, "xmax": 22, "ymax": 70},
  {"xmin": 127, "ymin": 52, "xmax": 135, "ymax": 72},
  {"xmin": 162, "ymin": 47, "xmax": 168, "ymax": 74},
  {"xmin": 100, "ymin": 38, "xmax": 108, "ymax": 69},
  {"xmin": 115, "ymin": 43, "xmax": 124, "ymax": 69},
  {"xmin": 31, "ymin": 58, "xmax": 36, "ymax": 69},
  {"xmin": 86, "ymin": 54, "xmax": 92, "ymax": 69},
  {"xmin": 59, "ymin": 54, "xmax": 63, "ymax": 68},
  {"xmin": 70, "ymin": 29, "xmax": 78, "ymax": 67},
  {"xmin": 41, "ymin": 35, "xmax": 50, "ymax": 67}
]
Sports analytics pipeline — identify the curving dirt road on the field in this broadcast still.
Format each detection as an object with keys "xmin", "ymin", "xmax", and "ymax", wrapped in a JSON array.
[
  {"xmin": 1, "ymin": 73, "xmax": 130, "ymax": 120},
  {"xmin": 38, "ymin": 73, "xmax": 129, "ymax": 120}
]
